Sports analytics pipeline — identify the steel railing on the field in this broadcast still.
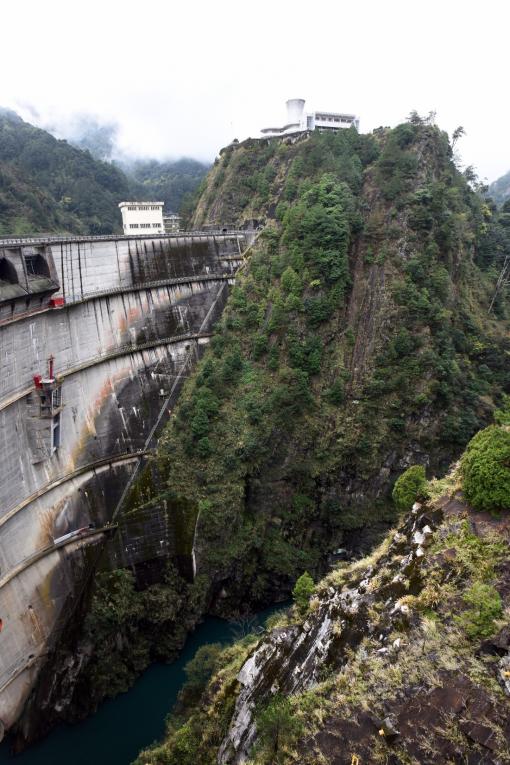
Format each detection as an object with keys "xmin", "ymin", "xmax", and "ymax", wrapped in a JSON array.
[{"xmin": 0, "ymin": 230, "xmax": 250, "ymax": 248}]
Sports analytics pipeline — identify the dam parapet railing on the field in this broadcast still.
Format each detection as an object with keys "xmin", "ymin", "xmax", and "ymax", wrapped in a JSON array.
[{"xmin": 0, "ymin": 230, "xmax": 253, "ymax": 249}]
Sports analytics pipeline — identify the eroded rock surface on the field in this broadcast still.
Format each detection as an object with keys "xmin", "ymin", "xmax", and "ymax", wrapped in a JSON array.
[{"xmin": 219, "ymin": 505, "xmax": 446, "ymax": 763}]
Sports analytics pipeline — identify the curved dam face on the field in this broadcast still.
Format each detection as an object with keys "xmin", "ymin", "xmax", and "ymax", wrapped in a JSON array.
[{"xmin": 0, "ymin": 232, "xmax": 250, "ymax": 733}]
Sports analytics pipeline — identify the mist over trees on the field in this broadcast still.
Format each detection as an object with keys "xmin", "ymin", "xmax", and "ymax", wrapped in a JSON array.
[
  {"xmin": 56, "ymin": 114, "xmax": 210, "ymax": 213},
  {"xmin": 121, "ymin": 157, "xmax": 210, "ymax": 213},
  {"xmin": 61, "ymin": 116, "xmax": 119, "ymax": 162},
  {"xmin": 0, "ymin": 110, "xmax": 128, "ymax": 235},
  {"xmin": 0, "ymin": 110, "xmax": 210, "ymax": 235}
]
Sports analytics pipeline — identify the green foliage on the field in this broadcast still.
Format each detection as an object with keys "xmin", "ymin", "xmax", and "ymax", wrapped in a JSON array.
[
  {"xmin": 292, "ymin": 572, "xmax": 315, "ymax": 614},
  {"xmin": 82, "ymin": 566, "xmax": 208, "ymax": 702},
  {"xmin": 475, "ymin": 198, "xmax": 510, "ymax": 274},
  {"xmin": 150, "ymin": 120, "xmax": 509, "ymax": 615},
  {"xmin": 456, "ymin": 582, "xmax": 503, "ymax": 638},
  {"xmin": 182, "ymin": 643, "xmax": 223, "ymax": 701},
  {"xmin": 280, "ymin": 265, "xmax": 301, "ymax": 295},
  {"xmin": 461, "ymin": 425, "xmax": 510, "ymax": 512},
  {"xmin": 282, "ymin": 174, "xmax": 355, "ymax": 293},
  {"xmin": 392, "ymin": 465, "xmax": 428, "ymax": 511},
  {"xmin": 435, "ymin": 518, "xmax": 507, "ymax": 582},
  {"xmin": 162, "ymin": 720, "xmax": 201, "ymax": 765},
  {"xmin": 325, "ymin": 375, "xmax": 346, "ymax": 405},
  {"xmin": 255, "ymin": 693, "xmax": 303, "ymax": 763},
  {"xmin": 494, "ymin": 395, "xmax": 510, "ymax": 425},
  {"xmin": 0, "ymin": 109, "xmax": 129, "ymax": 234},
  {"xmin": 194, "ymin": 129, "xmax": 376, "ymax": 229},
  {"xmin": 376, "ymin": 123, "xmax": 419, "ymax": 200},
  {"xmin": 122, "ymin": 157, "xmax": 209, "ymax": 216}
]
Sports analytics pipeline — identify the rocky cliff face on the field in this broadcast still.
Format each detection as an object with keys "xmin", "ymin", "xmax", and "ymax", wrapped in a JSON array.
[
  {"xmin": 138, "ymin": 457, "xmax": 510, "ymax": 764},
  {"xmin": 156, "ymin": 122, "xmax": 510, "ymax": 611},
  {"xmin": 218, "ymin": 496, "xmax": 510, "ymax": 763}
]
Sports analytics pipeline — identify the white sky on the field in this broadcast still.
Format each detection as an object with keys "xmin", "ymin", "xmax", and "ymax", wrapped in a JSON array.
[{"xmin": 1, "ymin": 0, "xmax": 508, "ymax": 181}]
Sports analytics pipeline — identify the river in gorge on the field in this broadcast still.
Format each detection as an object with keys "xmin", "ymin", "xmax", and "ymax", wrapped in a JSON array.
[{"xmin": 0, "ymin": 605, "xmax": 285, "ymax": 765}]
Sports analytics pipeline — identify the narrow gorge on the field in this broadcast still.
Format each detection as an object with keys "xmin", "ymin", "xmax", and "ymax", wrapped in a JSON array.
[{"xmin": 1, "ymin": 119, "xmax": 510, "ymax": 765}]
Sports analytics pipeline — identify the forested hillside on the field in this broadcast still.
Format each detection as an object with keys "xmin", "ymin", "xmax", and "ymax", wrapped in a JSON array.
[
  {"xmin": 168, "ymin": 122, "xmax": 510, "ymax": 602},
  {"xmin": 0, "ymin": 109, "xmax": 129, "ymax": 235},
  {"xmin": 121, "ymin": 158, "xmax": 209, "ymax": 214},
  {"xmin": 0, "ymin": 109, "xmax": 209, "ymax": 236},
  {"xmin": 59, "ymin": 115, "xmax": 210, "ymax": 217}
]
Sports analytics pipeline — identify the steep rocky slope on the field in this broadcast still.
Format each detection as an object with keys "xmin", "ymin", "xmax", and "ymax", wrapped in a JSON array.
[
  {"xmin": 156, "ymin": 122, "xmax": 510, "ymax": 611},
  {"xmin": 136, "ymin": 424, "xmax": 510, "ymax": 764}
]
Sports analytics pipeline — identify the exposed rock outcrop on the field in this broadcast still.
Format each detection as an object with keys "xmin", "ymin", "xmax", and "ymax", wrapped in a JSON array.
[
  {"xmin": 214, "ymin": 492, "xmax": 510, "ymax": 765},
  {"xmin": 219, "ymin": 504, "xmax": 444, "ymax": 763}
]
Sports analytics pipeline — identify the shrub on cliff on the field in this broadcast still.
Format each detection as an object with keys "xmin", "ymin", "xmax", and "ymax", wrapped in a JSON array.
[
  {"xmin": 456, "ymin": 582, "xmax": 503, "ymax": 638},
  {"xmin": 292, "ymin": 572, "xmax": 315, "ymax": 614},
  {"xmin": 182, "ymin": 643, "xmax": 223, "ymax": 702},
  {"xmin": 461, "ymin": 425, "xmax": 510, "ymax": 512},
  {"xmin": 255, "ymin": 693, "xmax": 302, "ymax": 763},
  {"xmin": 392, "ymin": 465, "xmax": 428, "ymax": 511}
]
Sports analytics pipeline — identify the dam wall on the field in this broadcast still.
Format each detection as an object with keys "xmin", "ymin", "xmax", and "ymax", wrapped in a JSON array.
[{"xmin": 0, "ymin": 232, "xmax": 250, "ymax": 733}]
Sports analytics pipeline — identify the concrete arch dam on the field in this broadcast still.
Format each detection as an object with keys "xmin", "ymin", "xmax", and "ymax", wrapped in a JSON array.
[{"xmin": 0, "ymin": 231, "xmax": 253, "ymax": 734}]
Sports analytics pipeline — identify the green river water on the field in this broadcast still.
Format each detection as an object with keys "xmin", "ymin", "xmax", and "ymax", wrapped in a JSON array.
[{"xmin": 0, "ymin": 606, "xmax": 282, "ymax": 765}]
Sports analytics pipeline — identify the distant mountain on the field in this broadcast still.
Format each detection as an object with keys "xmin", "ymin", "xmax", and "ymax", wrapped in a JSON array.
[
  {"xmin": 489, "ymin": 169, "xmax": 510, "ymax": 206},
  {"xmin": 0, "ymin": 110, "xmax": 210, "ymax": 236},
  {"xmin": 120, "ymin": 157, "xmax": 210, "ymax": 214},
  {"xmin": 0, "ymin": 109, "xmax": 129, "ymax": 236},
  {"xmin": 51, "ymin": 115, "xmax": 211, "ymax": 209}
]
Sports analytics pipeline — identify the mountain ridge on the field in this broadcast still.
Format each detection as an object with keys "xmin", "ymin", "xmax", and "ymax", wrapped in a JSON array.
[{"xmin": 0, "ymin": 110, "xmax": 209, "ymax": 235}]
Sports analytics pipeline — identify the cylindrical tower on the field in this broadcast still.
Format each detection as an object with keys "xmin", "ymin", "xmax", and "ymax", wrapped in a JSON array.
[{"xmin": 286, "ymin": 99, "xmax": 305, "ymax": 124}]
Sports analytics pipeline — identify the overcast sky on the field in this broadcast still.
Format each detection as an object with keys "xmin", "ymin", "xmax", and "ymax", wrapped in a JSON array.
[{"xmin": 1, "ymin": 0, "xmax": 508, "ymax": 181}]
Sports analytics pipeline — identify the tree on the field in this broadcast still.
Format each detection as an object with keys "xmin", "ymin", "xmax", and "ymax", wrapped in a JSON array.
[
  {"xmin": 256, "ymin": 693, "xmax": 302, "ymax": 763},
  {"xmin": 407, "ymin": 111, "xmax": 424, "ymax": 126},
  {"xmin": 463, "ymin": 165, "xmax": 478, "ymax": 185},
  {"xmin": 182, "ymin": 643, "xmax": 222, "ymax": 699},
  {"xmin": 451, "ymin": 126, "xmax": 465, "ymax": 149},
  {"xmin": 292, "ymin": 572, "xmax": 315, "ymax": 614},
  {"xmin": 392, "ymin": 465, "xmax": 428, "ymax": 511},
  {"xmin": 461, "ymin": 425, "xmax": 510, "ymax": 512}
]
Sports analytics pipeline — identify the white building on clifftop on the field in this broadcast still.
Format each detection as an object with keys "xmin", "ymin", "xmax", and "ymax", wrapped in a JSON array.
[
  {"xmin": 261, "ymin": 99, "xmax": 359, "ymax": 138},
  {"xmin": 119, "ymin": 201, "xmax": 164, "ymax": 235}
]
